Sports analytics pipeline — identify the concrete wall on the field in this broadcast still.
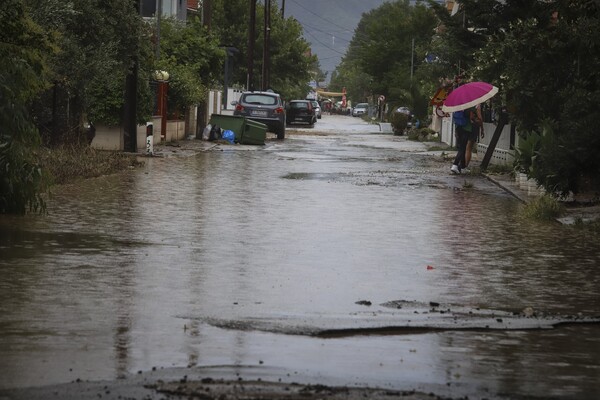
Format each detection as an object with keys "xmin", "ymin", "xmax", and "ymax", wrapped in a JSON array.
[
  {"xmin": 91, "ymin": 90, "xmax": 224, "ymax": 152},
  {"xmin": 91, "ymin": 125, "xmax": 124, "ymax": 151},
  {"xmin": 165, "ymin": 120, "xmax": 186, "ymax": 142},
  {"xmin": 186, "ymin": 105, "xmax": 197, "ymax": 136},
  {"xmin": 208, "ymin": 90, "xmax": 222, "ymax": 116},
  {"xmin": 91, "ymin": 116, "xmax": 185, "ymax": 153}
]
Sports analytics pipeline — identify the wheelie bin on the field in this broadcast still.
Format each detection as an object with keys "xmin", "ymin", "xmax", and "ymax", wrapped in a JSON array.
[
  {"xmin": 209, "ymin": 114, "xmax": 267, "ymax": 145},
  {"xmin": 241, "ymin": 119, "xmax": 267, "ymax": 145},
  {"xmin": 209, "ymin": 114, "xmax": 245, "ymax": 142}
]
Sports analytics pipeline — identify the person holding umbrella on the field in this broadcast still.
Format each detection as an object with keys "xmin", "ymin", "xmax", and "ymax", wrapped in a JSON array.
[
  {"xmin": 442, "ymin": 82, "xmax": 498, "ymax": 174},
  {"xmin": 449, "ymin": 106, "xmax": 478, "ymax": 174}
]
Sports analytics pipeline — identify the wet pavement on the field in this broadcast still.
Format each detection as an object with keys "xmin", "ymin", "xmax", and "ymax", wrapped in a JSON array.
[{"xmin": 1, "ymin": 115, "xmax": 599, "ymax": 399}]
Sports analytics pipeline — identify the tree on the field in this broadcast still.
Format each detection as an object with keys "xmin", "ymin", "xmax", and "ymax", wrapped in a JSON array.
[
  {"xmin": 331, "ymin": 1, "xmax": 437, "ymax": 118},
  {"xmin": 211, "ymin": 0, "xmax": 249, "ymax": 86},
  {"xmin": 0, "ymin": 0, "xmax": 54, "ymax": 213},
  {"xmin": 26, "ymin": 0, "xmax": 153, "ymax": 141},
  {"xmin": 156, "ymin": 16, "xmax": 224, "ymax": 115},
  {"xmin": 474, "ymin": 1, "xmax": 600, "ymax": 194},
  {"xmin": 212, "ymin": 0, "xmax": 315, "ymax": 99},
  {"xmin": 260, "ymin": 5, "xmax": 315, "ymax": 99}
]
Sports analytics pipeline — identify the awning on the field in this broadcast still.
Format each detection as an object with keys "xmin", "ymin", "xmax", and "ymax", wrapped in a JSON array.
[{"xmin": 316, "ymin": 89, "xmax": 345, "ymax": 97}]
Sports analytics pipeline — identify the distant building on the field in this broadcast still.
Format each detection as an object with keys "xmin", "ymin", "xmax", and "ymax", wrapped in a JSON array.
[{"xmin": 140, "ymin": 0, "xmax": 188, "ymax": 21}]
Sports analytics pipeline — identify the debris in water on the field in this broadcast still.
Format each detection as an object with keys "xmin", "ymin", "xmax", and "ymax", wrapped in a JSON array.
[{"xmin": 522, "ymin": 307, "xmax": 535, "ymax": 317}]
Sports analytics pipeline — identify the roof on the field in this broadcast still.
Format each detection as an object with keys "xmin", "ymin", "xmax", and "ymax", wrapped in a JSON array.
[{"xmin": 187, "ymin": 0, "xmax": 199, "ymax": 11}]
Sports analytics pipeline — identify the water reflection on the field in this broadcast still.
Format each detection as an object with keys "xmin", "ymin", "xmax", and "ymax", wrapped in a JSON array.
[
  {"xmin": 1, "ymin": 134, "xmax": 599, "ymax": 398},
  {"xmin": 436, "ymin": 189, "xmax": 600, "ymax": 314}
]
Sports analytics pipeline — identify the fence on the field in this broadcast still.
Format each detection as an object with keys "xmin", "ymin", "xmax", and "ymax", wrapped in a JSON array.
[{"xmin": 439, "ymin": 115, "xmax": 519, "ymax": 167}]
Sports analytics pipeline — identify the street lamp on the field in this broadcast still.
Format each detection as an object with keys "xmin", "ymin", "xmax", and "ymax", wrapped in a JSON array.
[{"xmin": 153, "ymin": 70, "xmax": 170, "ymax": 82}]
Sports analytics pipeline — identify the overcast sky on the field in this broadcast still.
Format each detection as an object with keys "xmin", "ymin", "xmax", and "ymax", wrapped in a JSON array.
[
  {"xmin": 282, "ymin": 0, "xmax": 389, "ymax": 80},
  {"xmin": 282, "ymin": 0, "xmax": 439, "ymax": 81}
]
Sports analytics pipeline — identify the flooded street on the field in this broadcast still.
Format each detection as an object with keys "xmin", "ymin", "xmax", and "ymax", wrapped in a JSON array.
[{"xmin": 1, "ymin": 115, "xmax": 599, "ymax": 399}]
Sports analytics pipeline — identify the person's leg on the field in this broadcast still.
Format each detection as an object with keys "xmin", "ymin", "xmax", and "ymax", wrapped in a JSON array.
[
  {"xmin": 465, "ymin": 140, "xmax": 473, "ymax": 167},
  {"xmin": 452, "ymin": 128, "xmax": 468, "ymax": 171},
  {"xmin": 465, "ymin": 125, "xmax": 480, "ymax": 167}
]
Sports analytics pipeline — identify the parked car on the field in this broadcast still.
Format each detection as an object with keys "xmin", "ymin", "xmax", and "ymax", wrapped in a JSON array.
[
  {"xmin": 310, "ymin": 100, "xmax": 322, "ymax": 119},
  {"xmin": 286, "ymin": 100, "xmax": 316, "ymax": 127},
  {"xmin": 232, "ymin": 91, "xmax": 286, "ymax": 139},
  {"xmin": 352, "ymin": 103, "xmax": 368, "ymax": 117}
]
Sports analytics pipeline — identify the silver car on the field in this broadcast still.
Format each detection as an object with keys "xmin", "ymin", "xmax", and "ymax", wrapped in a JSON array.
[
  {"xmin": 352, "ymin": 103, "xmax": 368, "ymax": 117},
  {"xmin": 310, "ymin": 100, "xmax": 322, "ymax": 119},
  {"xmin": 232, "ymin": 91, "xmax": 286, "ymax": 139}
]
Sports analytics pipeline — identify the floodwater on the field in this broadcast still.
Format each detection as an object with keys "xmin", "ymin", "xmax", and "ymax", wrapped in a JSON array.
[{"xmin": 1, "ymin": 116, "xmax": 599, "ymax": 399}]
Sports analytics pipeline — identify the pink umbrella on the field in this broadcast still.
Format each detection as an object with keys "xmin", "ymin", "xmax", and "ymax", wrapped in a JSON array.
[{"xmin": 441, "ymin": 81, "xmax": 498, "ymax": 113}]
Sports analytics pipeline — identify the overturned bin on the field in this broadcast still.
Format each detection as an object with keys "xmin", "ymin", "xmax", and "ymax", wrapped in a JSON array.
[
  {"xmin": 242, "ymin": 119, "xmax": 268, "ymax": 145},
  {"xmin": 209, "ymin": 114, "xmax": 267, "ymax": 145}
]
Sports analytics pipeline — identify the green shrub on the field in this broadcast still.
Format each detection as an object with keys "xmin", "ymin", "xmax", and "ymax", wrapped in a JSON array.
[
  {"xmin": 389, "ymin": 112, "xmax": 408, "ymax": 135},
  {"xmin": 519, "ymin": 194, "xmax": 565, "ymax": 221},
  {"xmin": 1, "ymin": 136, "xmax": 48, "ymax": 214},
  {"xmin": 408, "ymin": 128, "xmax": 438, "ymax": 142},
  {"xmin": 38, "ymin": 144, "xmax": 142, "ymax": 185}
]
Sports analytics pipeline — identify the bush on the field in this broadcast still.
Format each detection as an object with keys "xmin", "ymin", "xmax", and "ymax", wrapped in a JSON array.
[
  {"xmin": 389, "ymin": 112, "xmax": 409, "ymax": 135},
  {"xmin": 407, "ymin": 128, "xmax": 438, "ymax": 142},
  {"xmin": 0, "ymin": 136, "xmax": 48, "ymax": 214},
  {"xmin": 519, "ymin": 194, "xmax": 565, "ymax": 221},
  {"xmin": 38, "ymin": 144, "xmax": 142, "ymax": 185}
]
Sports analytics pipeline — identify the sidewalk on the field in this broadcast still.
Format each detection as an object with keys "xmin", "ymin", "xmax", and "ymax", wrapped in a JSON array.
[
  {"xmin": 429, "ymin": 149, "xmax": 600, "ymax": 225},
  {"xmin": 483, "ymin": 171, "xmax": 600, "ymax": 224},
  {"xmin": 482, "ymin": 172, "xmax": 532, "ymax": 204}
]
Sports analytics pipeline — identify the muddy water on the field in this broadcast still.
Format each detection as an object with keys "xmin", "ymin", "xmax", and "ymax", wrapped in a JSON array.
[{"xmin": 1, "ymin": 126, "xmax": 599, "ymax": 398}]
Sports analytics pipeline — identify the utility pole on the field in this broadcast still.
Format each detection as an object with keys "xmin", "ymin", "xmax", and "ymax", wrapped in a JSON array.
[
  {"xmin": 196, "ymin": 0, "xmax": 211, "ymax": 139},
  {"xmin": 410, "ymin": 38, "xmax": 414, "ymax": 80},
  {"xmin": 156, "ymin": 0, "xmax": 162, "ymax": 59},
  {"xmin": 248, "ymin": 0, "xmax": 256, "ymax": 91},
  {"xmin": 480, "ymin": 110, "xmax": 508, "ymax": 170},
  {"xmin": 203, "ymin": 0, "xmax": 212, "ymax": 31},
  {"xmin": 123, "ymin": 0, "xmax": 140, "ymax": 153},
  {"xmin": 262, "ymin": 0, "xmax": 271, "ymax": 91},
  {"xmin": 281, "ymin": 0, "xmax": 285, "ymax": 17}
]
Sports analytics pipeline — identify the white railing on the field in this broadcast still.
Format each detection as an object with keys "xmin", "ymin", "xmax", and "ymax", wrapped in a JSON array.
[{"xmin": 439, "ymin": 116, "xmax": 516, "ymax": 167}]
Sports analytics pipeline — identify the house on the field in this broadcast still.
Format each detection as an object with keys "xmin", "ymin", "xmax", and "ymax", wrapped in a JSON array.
[{"xmin": 140, "ymin": 0, "xmax": 188, "ymax": 20}]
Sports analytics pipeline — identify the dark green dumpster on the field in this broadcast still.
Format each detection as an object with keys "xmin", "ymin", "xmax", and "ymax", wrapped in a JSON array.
[
  {"xmin": 241, "ymin": 119, "xmax": 267, "ymax": 145},
  {"xmin": 209, "ymin": 114, "xmax": 245, "ymax": 142},
  {"xmin": 208, "ymin": 114, "xmax": 266, "ymax": 145}
]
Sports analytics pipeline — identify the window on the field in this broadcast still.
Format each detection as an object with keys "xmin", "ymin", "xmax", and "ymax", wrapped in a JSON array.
[
  {"xmin": 243, "ymin": 94, "xmax": 277, "ymax": 105},
  {"xmin": 140, "ymin": 0, "xmax": 157, "ymax": 17},
  {"xmin": 161, "ymin": 0, "xmax": 176, "ymax": 17},
  {"xmin": 290, "ymin": 102, "xmax": 309, "ymax": 109}
]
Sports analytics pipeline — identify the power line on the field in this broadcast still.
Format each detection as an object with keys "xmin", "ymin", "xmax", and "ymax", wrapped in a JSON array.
[
  {"xmin": 303, "ymin": 28, "xmax": 346, "ymax": 56},
  {"xmin": 288, "ymin": 0, "xmax": 352, "ymax": 33},
  {"xmin": 302, "ymin": 22, "xmax": 352, "ymax": 44}
]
